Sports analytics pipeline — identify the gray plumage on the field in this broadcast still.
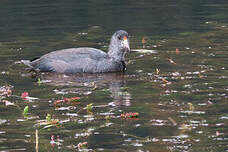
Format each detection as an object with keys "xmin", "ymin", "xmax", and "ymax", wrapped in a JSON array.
[{"xmin": 21, "ymin": 30, "xmax": 130, "ymax": 74}]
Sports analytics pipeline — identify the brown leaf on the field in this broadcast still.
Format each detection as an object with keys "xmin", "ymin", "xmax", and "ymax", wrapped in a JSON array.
[{"xmin": 176, "ymin": 48, "xmax": 180, "ymax": 55}]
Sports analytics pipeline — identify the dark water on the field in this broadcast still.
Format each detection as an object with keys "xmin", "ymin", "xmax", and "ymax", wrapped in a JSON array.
[{"xmin": 0, "ymin": 0, "xmax": 228, "ymax": 151}]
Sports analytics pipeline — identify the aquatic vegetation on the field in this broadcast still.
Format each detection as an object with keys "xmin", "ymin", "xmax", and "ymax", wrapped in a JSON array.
[
  {"xmin": 21, "ymin": 92, "xmax": 29, "ymax": 100},
  {"xmin": 0, "ymin": 85, "xmax": 12, "ymax": 97},
  {"xmin": 38, "ymin": 114, "xmax": 61, "ymax": 129},
  {"xmin": 23, "ymin": 105, "xmax": 29, "ymax": 117},
  {"xmin": 120, "ymin": 112, "xmax": 139, "ymax": 119},
  {"xmin": 85, "ymin": 103, "xmax": 93, "ymax": 114},
  {"xmin": 77, "ymin": 142, "xmax": 88, "ymax": 150},
  {"xmin": 54, "ymin": 97, "xmax": 80, "ymax": 106},
  {"xmin": 0, "ymin": 5, "xmax": 228, "ymax": 151},
  {"xmin": 21, "ymin": 91, "xmax": 38, "ymax": 101}
]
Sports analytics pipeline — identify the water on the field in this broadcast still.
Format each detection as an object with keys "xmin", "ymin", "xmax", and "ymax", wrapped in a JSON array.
[{"xmin": 0, "ymin": 0, "xmax": 228, "ymax": 151}]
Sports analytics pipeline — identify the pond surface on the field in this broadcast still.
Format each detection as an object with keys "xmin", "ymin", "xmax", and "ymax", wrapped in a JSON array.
[{"xmin": 0, "ymin": 0, "xmax": 228, "ymax": 151}]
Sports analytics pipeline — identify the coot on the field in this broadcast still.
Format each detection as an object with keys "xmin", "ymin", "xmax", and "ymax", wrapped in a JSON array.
[{"xmin": 21, "ymin": 30, "xmax": 130, "ymax": 74}]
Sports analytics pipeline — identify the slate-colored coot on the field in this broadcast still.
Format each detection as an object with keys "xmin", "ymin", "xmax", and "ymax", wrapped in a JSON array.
[{"xmin": 21, "ymin": 30, "xmax": 130, "ymax": 74}]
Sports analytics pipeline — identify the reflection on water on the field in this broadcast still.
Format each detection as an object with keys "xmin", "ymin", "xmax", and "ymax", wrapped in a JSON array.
[
  {"xmin": 32, "ymin": 72, "xmax": 131, "ymax": 106},
  {"xmin": 0, "ymin": 0, "xmax": 228, "ymax": 151}
]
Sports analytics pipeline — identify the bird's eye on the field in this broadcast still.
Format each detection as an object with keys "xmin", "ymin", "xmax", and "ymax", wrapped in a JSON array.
[{"xmin": 118, "ymin": 36, "xmax": 121, "ymax": 40}]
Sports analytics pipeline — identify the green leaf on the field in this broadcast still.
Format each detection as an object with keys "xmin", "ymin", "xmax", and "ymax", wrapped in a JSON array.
[
  {"xmin": 23, "ymin": 105, "xmax": 29, "ymax": 116},
  {"xmin": 46, "ymin": 113, "xmax": 52, "ymax": 122},
  {"xmin": 86, "ymin": 103, "xmax": 93, "ymax": 113},
  {"xmin": 188, "ymin": 102, "xmax": 194, "ymax": 111},
  {"xmin": 120, "ymin": 87, "xmax": 129, "ymax": 91},
  {"xmin": 37, "ymin": 78, "xmax": 41, "ymax": 85}
]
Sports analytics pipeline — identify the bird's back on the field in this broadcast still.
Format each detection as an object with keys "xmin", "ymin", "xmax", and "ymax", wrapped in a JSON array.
[{"xmin": 29, "ymin": 48, "xmax": 108, "ymax": 73}]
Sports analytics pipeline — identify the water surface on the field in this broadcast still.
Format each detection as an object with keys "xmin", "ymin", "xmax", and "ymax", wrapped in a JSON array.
[{"xmin": 0, "ymin": 0, "xmax": 228, "ymax": 151}]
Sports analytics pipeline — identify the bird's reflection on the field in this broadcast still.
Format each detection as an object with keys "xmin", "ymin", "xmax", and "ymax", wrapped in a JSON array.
[{"xmin": 32, "ymin": 72, "xmax": 131, "ymax": 106}]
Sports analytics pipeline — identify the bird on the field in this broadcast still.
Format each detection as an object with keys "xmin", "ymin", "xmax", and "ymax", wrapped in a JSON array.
[{"xmin": 21, "ymin": 30, "xmax": 130, "ymax": 74}]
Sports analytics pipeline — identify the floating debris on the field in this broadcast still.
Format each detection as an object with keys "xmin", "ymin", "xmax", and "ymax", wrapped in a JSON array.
[
  {"xmin": 176, "ymin": 48, "xmax": 180, "ymax": 55},
  {"xmin": 54, "ymin": 97, "xmax": 80, "ymax": 106},
  {"xmin": 168, "ymin": 58, "xmax": 176, "ymax": 65},
  {"xmin": 77, "ymin": 142, "xmax": 88, "ymax": 150},
  {"xmin": 131, "ymin": 49, "xmax": 158, "ymax": 53},
  {"xmin": 23, "ymin": 105, "xmax": 29, "ymax": 117},
  {"xmin": 21, "ymin": 92, "xmax": 29, "ymax": 99},
  {"xmin": 156, "ymin": 68, "xmax": 160, "ymax": 74},
  {"xmin": 162, "ymin": 78, "xmax": 169, "ymax": 84},
  {"xmin": 21, "ymin": 92, "xmax": 38, "ymax": 100},
  {"xmin": 168, "ymin": 117, "xmax": 177, "ymax": 126},
  {"xmin": 120, "ymin": 112, "xmax": 139, "ymax": 119},
  {"xmin": 2, "ymin": 100, "xmax": 15, "ymax": 106}
]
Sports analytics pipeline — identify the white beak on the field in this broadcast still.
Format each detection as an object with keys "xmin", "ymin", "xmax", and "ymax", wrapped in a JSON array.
[{"xmin": 123, "ymin": 39, "xmax": 130, "ymax": 52}]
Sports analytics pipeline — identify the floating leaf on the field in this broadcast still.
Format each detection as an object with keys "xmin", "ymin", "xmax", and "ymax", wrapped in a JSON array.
[
  {"xmin": 120, "ymin": 112, "xmax": 139, "ymax": 118},
  {"xmin": 46, "ymin": 113, "xmax": 52, "ymax": 122},
  {"xmin": 77, "ymin": 142, "xmax": 88, "ymax": 149},
  {"xmin": 168, "ymin": 59, "xmax": 176, "ymax": 64},
  {"xmin": 39, "ymin": 116, "xmax": 61, "ymax": 129},
  {"xmin": 86, "ymin": 103, "xmax": 93, "ymax": 113},
  {"xmin": 37, "ymin": 78, "xmax": 41, "ymax": 85},
  {"xmin": 156, "ymin": 68, "xmax": 160, "ymax": 74},
  {"xmin": 216, "ymin": 131, "xmax": 220, "ymax": 136},
  {"xmin": 21, "ymin": 92, "xmax": 38, "ymax": 101},
  {"xmin": 21, "ymin": 92, "xmax": 29, "ymax": 100},
  {"xmin": 54, "ymin": 97, "xmax": 80, "ymax": 106},
  {"xmin": 120, "ymin": 87, "xmax": 129, "ymax": 92},
  {"xmin": 64, "ymin": 97, "xmax": 80, "ymax": 102},
  {"xmin": 188, "ymin": 102, "xmax": 194, "ymax": 111},
  {"xmin": 176, "ymin": 48, "xmax": 180, "ymax": 55},
  {"xmin": 53, "ymin": 100, "xmax": 62, "ymax": 105},
  {"xmin": 105, "ymin": 115, "xmax": 111, "ymax": 122},
  {"xmin": 49, "ymin": 119, "xmax": 61, "ymax": 128},
  {"xmin": 23, "ymin": 105, "xmax": 29, "ymax": 116},
  {"xmin": 162, "ymin": 78, "xmax": 169, "ymax": 83}
]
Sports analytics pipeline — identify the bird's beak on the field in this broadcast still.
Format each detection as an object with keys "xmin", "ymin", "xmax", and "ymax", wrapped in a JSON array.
[{"xmin": 123, "ymin": 36, "xmax": 130, "ymax": 52}]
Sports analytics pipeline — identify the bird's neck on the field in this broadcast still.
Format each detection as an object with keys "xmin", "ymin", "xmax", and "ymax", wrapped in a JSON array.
[{"xmin": 108, "ymin": 44, "xmax": 125, "ymax": 62}]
